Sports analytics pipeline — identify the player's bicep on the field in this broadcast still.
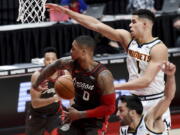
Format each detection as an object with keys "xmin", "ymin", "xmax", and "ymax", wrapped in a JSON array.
[
  {"xmin": 56, "ymin": 58, "xmax": 74, "ymax": 71},
  {"xmin": 150, "ymin": 43, "xmax": 168, "ymax": 63},
  {"xmin": 143, "ymin": 44, "xmax": 168, "ymax": 81},
  {"xmin": 30, "ymin": 72, "xmax": 41, "ymax": 99},
  {"xmin": 97, "ymin": 24, "xmax": 131, "ymax": 49},
  {"xmin": 97, "ymin": 70, "xmax": 115, "ymax": 95},
  {"xmin": 31, "ymin": 71, "xmax": 40, "ymax": 84},
  {"xmin": 30, "ymin": 88, "xmax": 41, "ymax": 100},
  {"xmin": 42, "ymin": 58, "xmax": 73, "ymax": 75}
]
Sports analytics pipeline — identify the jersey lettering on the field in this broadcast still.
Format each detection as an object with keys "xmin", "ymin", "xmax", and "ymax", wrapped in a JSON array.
[{"xmin": 83, "ymin": 90, "xmax": 90, "ymax": 101}]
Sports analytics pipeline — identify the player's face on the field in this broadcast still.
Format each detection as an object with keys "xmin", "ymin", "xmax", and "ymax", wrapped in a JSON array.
[
  {"xmin": 44, "ymin": 52, "xmax": 57, "ymax": 66},
  {"xmin": 118, "ymin": 102, "xmax": 132, "ymax": 126},
  {"xmin": 129, "ymin": 15, "xmax": 144, "ymax": 39},
  {"xmin": 70, "ymin": 40, "xmax": 83, "ymax": 60}
]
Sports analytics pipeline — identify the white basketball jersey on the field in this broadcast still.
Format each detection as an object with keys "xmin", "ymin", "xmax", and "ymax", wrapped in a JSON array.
[
  {"xmin": 126, "ymin": 38, "xmax": 165, "ymax": 95},
  {"xmin": 120, "ymin": 116, "xmax": 167, "ymax": 135}
]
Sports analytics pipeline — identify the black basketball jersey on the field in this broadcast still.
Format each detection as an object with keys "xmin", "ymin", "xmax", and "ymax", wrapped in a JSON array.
[
  {"xmin": 30, "ymin": 70, "xmax": 64, "ymax": 116},
  {"xmin": 72, "ymin": 61, "xmax": 107, "ymax": 111}
]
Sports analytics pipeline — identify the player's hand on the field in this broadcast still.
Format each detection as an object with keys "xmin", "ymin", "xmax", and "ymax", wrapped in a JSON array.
[
  {"xmin": 161, "ymin": 61, "xmax": 176, "ymax": 76},
  {"xmin": 64, "ymin": 107, "xmax": 82, "ymax": 121},
  {"xmin": 45, "ymin": 3, "xmax": 67, "ymax": 13},
  {"xmin": 32, "ymin": 80, "xmax": 48, "ymax": 91},
  {"xmin": 173, "ymin": 20, "xmax": 180, "ymax": 29},
  {"xmin": 53, "ymin": 94, "xmax": 61, "ymax": 102}
]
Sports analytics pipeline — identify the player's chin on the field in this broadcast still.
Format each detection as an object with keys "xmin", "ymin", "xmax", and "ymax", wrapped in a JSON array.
[
  {"xmin": 119, "ymin": 118, "xmax": 128, "ymax": 126},
  {"xmin": 71, "ymin": 54, "xmax": 75, "ymax": 59},
  {"xmin": 71, "ymin": 55, "xmax": 77, "ymax": 60},
  {"xmin": 130, "ymin": 32, "xmax": 135, "ymax": 38},
  {"xmin": 120, "ymin": 120, "xmax": 128, "ymax": 126}
]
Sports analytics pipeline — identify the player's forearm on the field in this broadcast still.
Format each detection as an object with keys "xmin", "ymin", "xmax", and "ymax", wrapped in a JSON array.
[
  {"xmin": 64, "ymin": 8, "xmax": 100, "ymax": 31},
  {"xmin": 164, "ymin": 75, "xmax": 176, "ymax": 100},
  {"xmin": 115, "ymin": 77, "xmax": 151, "ymax": 90},
  {"xmin": 77, "ymin": 93, "xmax": 115, "ymax": 119},
  {"xmin": 85, "ymin": 105, "xmax": 115, "ymax": 118},
  {"xmin": 31, "ymin": 97, "xmax": 58, "ymax": 108},
  {"xmin": 33, "ymin": 63, "xmax": 58, "ymax": 89},
  {"xmin": 86, "ymin": 93, "xmax": 115, "ymax": 118},
  {"xmin": 148, "ymin": 75, "xmax": 175, "ymax": 120}
]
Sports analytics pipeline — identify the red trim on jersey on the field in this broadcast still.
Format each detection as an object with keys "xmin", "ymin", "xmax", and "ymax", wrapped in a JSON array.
[
  {"xmin": 86, "ymin": 93, "xmax": 116, "ymax": 118},
  {"xmin": 57, "ymin": 101, "xmax": 62, "ymax": 113},
  {"xmin": 91, "ymin": 63, "xmax": 101, "ymax": 73}
]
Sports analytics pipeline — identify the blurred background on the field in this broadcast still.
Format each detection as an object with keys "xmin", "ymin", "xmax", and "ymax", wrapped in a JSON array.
[{"xmin": 0, "ymin": 0, "xmax": 180, "ymax": 135}]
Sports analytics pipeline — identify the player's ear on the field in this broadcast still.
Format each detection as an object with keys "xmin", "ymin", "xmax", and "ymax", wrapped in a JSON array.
[
  {"xmin": 129, "ymin": 110, "xmax": 136, "ymax": 116},
  {"xmin": 82, "ymin": 49, "xmax": 86, "ymax": 55}
]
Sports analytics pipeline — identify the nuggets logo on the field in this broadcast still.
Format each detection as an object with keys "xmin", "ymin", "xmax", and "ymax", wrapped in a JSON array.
[{"xmin": 128, "ymin": 49, "xmax": 151, "ymax": 62}]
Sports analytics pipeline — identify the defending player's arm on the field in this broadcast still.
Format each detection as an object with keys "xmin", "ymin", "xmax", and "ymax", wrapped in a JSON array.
[
  {"xmin": 115, "ymin": 43, "xmax": 168, "ymax": 90},
  {"xmin": 32, "ymin": 58, "xmax": 72, "ymax": 90},
  {"xmin": 30, "ymin": 71, "xmax": 60, "ymax": 108},
  {"xmin": 45, "ymin": 3, "xmax": 131, "ymax": 50},
  {"xmin": 145, "ymin": 61, "xmax": 176, "ymax": 126}
]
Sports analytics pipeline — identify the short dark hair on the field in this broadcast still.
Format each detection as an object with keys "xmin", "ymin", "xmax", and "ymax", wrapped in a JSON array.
[
  {"xmin": 42, "ymin": 47, "xmax": 57, "ymax": 57},
  {"xmin": 132, "ymin": 9, "xmax": 155, "ymax": 23},
  {"xmin": 120, "ymin": 95, "xmax": 143, "ymax": 115},
  {"xmin": 75, "ymin": 35, "xmax": 96, "ymax": 51}
]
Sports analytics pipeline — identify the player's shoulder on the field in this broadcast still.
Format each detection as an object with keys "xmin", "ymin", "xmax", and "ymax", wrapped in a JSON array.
[
  {"xmin": 150, "ymin": 42, "xmax": 168, "ymax": 55},
  {"xmin": 31, "ymin": 70, "xmax": 41, "ymax": 81},
  {"xmin": 60, "ymin": 56, "xmax": 72, "ymax": 61},
  {"xmin": 32, "ymin": 70, "xmax": 41, "ymax": 77},
  {"xmin": 98, "ymin": 68, "xmax": 113, "ymax": 80},
  {"xmin": 116, "ymin": 29, "xmax": 132, "ymax": 46},
  {"xmin": 152, "ymin": 40, "xmax": 168, "ymax": 50}
]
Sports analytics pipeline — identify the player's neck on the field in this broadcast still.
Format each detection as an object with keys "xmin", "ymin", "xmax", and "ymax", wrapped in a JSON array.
[
  {"xmin": 137, "ymin": 30, "xmax": 154, "ymax": 45},
  {"xmin": 137, "ymin": 35, "xmax": 154, "ymax": 45},
  {"xmin": 79, "ymin": 57, "xmax": 97, "ymax": 72},
  {"xmin": 129, "ymin": 115, "xmax": 142, "ymax": 130}
]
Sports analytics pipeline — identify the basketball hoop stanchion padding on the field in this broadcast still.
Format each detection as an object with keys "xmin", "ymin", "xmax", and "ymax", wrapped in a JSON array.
[{"xmin": 17, "ymin": 0, "xmax": 47, "ymax": 23}]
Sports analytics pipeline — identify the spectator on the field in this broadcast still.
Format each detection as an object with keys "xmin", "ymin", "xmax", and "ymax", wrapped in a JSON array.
[
  {"xmin": 173, "ymin": 17, "xmax": 180, "ymax": 47},
  {"xmin": 94, "ymin": 33, "xmax": 121, "ymax": 55},
  {"xmin": 60, "ymin": 0, "xmax": 87, "ymax": 13},
  {"xmin": 127, "ymin": 0, "xmax": 156, "ymax": 13}
]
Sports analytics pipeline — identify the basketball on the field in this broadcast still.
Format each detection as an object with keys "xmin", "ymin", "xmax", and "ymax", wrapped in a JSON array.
[{"xmin": 54, "ymin": 75, "xmax": 75, "ymax": 99}]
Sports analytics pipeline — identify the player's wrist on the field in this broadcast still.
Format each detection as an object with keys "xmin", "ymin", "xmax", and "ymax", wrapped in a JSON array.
[
  {"xmin": 53, "ymin": 96, "xmax": 59, "ymax": 103},
  {"xmin": 32, "ymin": 83, "xmax": 38, "ymax": 89},
  {"xmin": 166, "ymin": 74, "xmax": 175, "ymax": 78},
  {"xmin": 79, "ymin": 111, "xmax": 86, "ymax": 119}
]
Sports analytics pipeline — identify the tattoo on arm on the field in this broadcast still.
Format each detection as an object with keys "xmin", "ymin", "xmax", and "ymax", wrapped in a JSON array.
[
  {"xmin": 33, "ymin": 59, "xmax": 72, "ymax": 88},
  {"xmin": 97, "ymin": 70, "xmax": 114, "ymax": 95}
]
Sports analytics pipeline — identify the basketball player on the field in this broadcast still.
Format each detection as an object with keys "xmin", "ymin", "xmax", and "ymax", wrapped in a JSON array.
[
  {"xmin": 32, "ymin": 35, "xmax": 115, "ymax": 135},
  {"xmin": 45, "ymin": 4, "xmax": 170, "ymax": 130},
  {"xmin": 26, "ymin": 47, "xmax": 70, "ymax": 135},
  {"xmin": 117, "ymin": 61, "xmax": 176, "ymax": 135}
]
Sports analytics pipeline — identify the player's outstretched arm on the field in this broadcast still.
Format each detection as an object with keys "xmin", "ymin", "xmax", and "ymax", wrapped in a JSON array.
[
  {"xmin": 32, "ymin": 58, "xmax": 72, "ymax": 90},
  {"xmin": 46, "ymin": 3, "xmax": 131, "ymax": 50},
  {"xmin": 146, "ymin": 61, "xmax": 176, "ymax": 123}
]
